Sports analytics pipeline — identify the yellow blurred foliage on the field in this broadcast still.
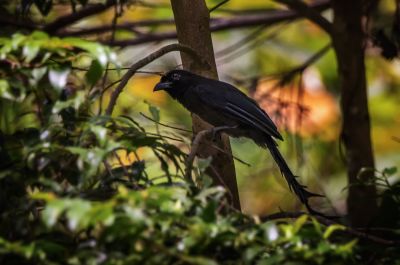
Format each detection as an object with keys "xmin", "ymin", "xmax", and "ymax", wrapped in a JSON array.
[
  {"xmin": 99, "ymin": 5, "xmax": 155, "ymax": 24},
  {"xmin": 110, "ymin": 148, "xmax": 144, "ymax": 167},
  {"xmin": 126, "ymin": 76, "xmax": 166, "ymax": 105}
]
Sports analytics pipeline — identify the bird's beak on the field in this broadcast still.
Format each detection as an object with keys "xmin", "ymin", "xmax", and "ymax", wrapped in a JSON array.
[{"xmin": 153, "ymin": 81, "xmax": 173, "ymax": 91}]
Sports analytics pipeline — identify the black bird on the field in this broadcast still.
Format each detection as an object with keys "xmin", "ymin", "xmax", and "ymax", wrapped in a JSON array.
[{"xmin": 154, "ymin": 69, "xmax": 323, "ymax": 214}]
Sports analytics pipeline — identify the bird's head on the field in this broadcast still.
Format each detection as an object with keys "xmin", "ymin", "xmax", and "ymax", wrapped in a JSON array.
[{"xmin": 153, "ymin": 70, "xmax": 194, "ymax": 98}]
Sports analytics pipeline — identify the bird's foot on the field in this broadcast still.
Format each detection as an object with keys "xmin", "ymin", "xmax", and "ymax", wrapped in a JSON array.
[{"xmin": 210, "ymin": 126, "xmax": 237, "ymax": 141}]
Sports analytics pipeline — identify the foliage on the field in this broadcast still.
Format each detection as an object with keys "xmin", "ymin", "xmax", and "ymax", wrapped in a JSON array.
[
  {"xmin": 1, "ymin": 18, "xmax": 400, "ymax": 265},
  {"xmin": 1, "ymin": 185, "xmax": 362, "ymax": 265}
]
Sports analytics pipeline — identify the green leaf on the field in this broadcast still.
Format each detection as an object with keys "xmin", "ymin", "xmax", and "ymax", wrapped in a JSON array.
[
  {"xmin": 197, "ymin": 157, "xmax": 212, "ymax": 173},
  {"xmin": 11, "ymin": 33, "xmax": 26, "ymax": 49},
  {"xmin": 31, "ymin": 31, "xmax": 49, "ymax": 40},
  {"xmin": 90, "ymin": 204, "xmax": 115, "ymax": 226},
  {"xmin": 323, "ymin": 224, "xmax": 345, "ymax": 239},
  {"xmin": 42, "ymin": 200, "xmax": 69, "ymax": 227},
  {"xmin": 90, "ymin": 125, "xmax": 108, "ymax": 146},
  {"xmin": 147, "ymin": 103, "xmax": 160, "ymax": 122},
  {"xmin": 52, "ymin": 90, "xmax": 85, "ymax": 113},
  {"xmin": 293, "ymin": 214, "xmax": 308, "ymax": 233},
  {"xmin": 337, "ymin": 239, "xmax": 358, "ymax": 254},
  {"xmin": 181, "ymin": 255, "xmax": 218, "ymax": 265},
  {"xmin": 63, "ymin": 38, "xmax": 113, "ymax": 66},
  {"xmin": 383, "ymin": 167, "xmax": 397, "ymax": 176},
  {"xmin": 48, "ymin": 67, "xmax": 70, "ymax": 91},
  {"xmin": 85, "ymin": 59, "xmax": 103, "ymax": 86},
  {"xmin": 200, "ymin": 200, "xmax": 217, "ymax": 223},
  {"xmin": 22, "ymin": 42, "xmax": 40, "ymax": 63},
  {"xmin": 66, "ymin": 199, "xmax": 92, "ymax": 230},
  {"xmin": 0, "ymin": 80, "xmax": 13, "ymax": 100},
  {"xmin": 30, "ymin": 67, "xmax": 47, "ymax": 86}
]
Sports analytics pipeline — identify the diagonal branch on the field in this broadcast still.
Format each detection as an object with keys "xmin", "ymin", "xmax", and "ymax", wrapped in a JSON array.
[
  {"xmin": 274, "ymin": 0, "xmax": 332, "ymax": 35},
  {"xmin": 209, "ymin": 0, "xmax": 230, "ymax": 13},
  {"xmin": 276, "ymin": 43, "xmax": 332, "ymax": 85},
  {"xmin": 44, "ymin": 0, "xmax": 118, "ymax": 34},
  {"xmin": 105, "ymin": 43, "xmax": 208, "ymax": 115}
]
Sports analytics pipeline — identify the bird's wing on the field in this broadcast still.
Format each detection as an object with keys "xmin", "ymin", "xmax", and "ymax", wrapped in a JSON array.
[{"xmin": 193, "ymin": 81, "xmax": 283, "ymax": 140}]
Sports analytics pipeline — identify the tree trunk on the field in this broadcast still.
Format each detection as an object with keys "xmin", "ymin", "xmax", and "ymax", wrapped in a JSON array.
[
  {"xmin": 170, "ymin": 0, "xmax": 241, "ymax": 211},
  {"xmin": 332, "ymin": 0, "xmax": 377, "ymax": 226}
]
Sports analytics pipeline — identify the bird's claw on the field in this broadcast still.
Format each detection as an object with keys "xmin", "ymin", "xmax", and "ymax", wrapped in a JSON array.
[
  {"xmin": 210, "ymin": 125, "xmax": 238, "ymax": 141},
  {"xmin": 210, "ymin": 126, "xmax": 232, "ymax": 141},
  {"xmin": 211, "ymin": 128, "xmax": 220, "ymax": 142}
]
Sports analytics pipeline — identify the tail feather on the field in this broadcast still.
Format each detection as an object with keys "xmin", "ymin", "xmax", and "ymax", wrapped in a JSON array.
[{"xmin": 265, "ymin": 137, "xmax": 323, "ymax": 206}]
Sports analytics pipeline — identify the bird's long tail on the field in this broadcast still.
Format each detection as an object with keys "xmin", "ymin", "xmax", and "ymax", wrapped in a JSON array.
[{"xmin": 265, "ymin": 137, "xmax": 323, "ymax": 214}]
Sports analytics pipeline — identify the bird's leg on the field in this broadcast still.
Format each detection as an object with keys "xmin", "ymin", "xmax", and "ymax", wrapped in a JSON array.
[{"xmin": 210, "ymin": 125, "xmax": 238, "ymax": 141}]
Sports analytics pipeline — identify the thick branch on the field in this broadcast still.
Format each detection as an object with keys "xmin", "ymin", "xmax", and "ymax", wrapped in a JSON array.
[
  {"xmin": 332, "ymin": 0, "xmax": 377, "ymax": 227},
  {"xmin": 275, "ymin": 0, "xmax": 332, "ymax": 35},
  {"xmin": 44, "ymin": 0, "xmax": 117, "ymax": 34},
  {"xmin": 56, "ymin": 19, "xmax": 175, "ymax": 37},
  {"xmin": 0, "ymin": 16, "xmax": 37, "ymax": 30},
  {"xmin": 171, "ymin": 0, "xmax": 241, "ymax": 211},
  {"xmin": 3, "ymin": 0, "xmax": 330, "ymax": 42},
  {"xmin": 56, "ymin": 0, "xmax": 330, "ymax": 47},
  {"xmin": 105, "ymin": 43, "xmax": 207, "ymax": 115}
]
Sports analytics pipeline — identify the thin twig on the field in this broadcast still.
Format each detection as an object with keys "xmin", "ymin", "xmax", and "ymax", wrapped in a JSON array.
[
  {"xmin": 99, "ymin": 3, "xmax": 120, "ymax": 115},
  {"xmin": 392, "ymin": 136, "xmax": 400, "ymax": 143},
  {"xmin": 215, "ymin": 25, "xmax": 268, "ymax": 58},
  {"xmin": 260, "ymin": 211, "xmax": 399, "ymax": 246},
  {"xmin": 184, "ymin": 126, "xmax": 243, "ymax": 178},
  {"xmin": 105, "ymin": 43, "xmax": 208, "ymax": 115},
  {"xmin": 274, "ymin": 0, "xmax": 332, "ymax": 35},
  {"xmin": 44, "ymin": 0, "xmax": 117, "ymax": 33},
  {"xmin": 145, "ymin": 132, "xmax": 184, "ymax": 142},
  {"xmin": 57, "ymin": 19, "xmax": 174, "ymax": 37},
  {"xmin": 185, "ymin": 128, "xmax": 214, "ymax": 181},
  {"xmin": 209, "ymin": 0, "xmax": 230, "ymax": 13},
  {"xmin": 140, "ymin": 112, "xmax": 250, "ymax": 166},
  {"xmin": 139, "ymin": 112, "xmax": 192, "ymax": 133},
  {"xmin": 209, "ymin": 164, "xmax": 235, "ymax": 204},
  {"xmin": 250, "ymin": 43, "xmax": 331, "ymax": 88},
  {"xmin": 208, "ymin": 143, "xmax": 251, "ymax": 167},
  {"xmin": 217, "ymin": 22, "xmax": 289, "ymax": 65},
  {"xmin": 72, "ymin": 66, "xmax": 164, "ymax": 75}
]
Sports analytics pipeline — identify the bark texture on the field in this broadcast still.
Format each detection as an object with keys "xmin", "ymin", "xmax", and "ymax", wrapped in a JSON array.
[
  {"xmin": 170, "ymin": 0, "xmax": 241, "ymax": 210},
  {"xmin": 331, "ymin": 0, "xmax": 377, "ymax": 226}
]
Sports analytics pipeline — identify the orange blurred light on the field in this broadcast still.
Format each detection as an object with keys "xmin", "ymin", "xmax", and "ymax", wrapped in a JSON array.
[{"xmin": 254, "ymin": 69, "xmax": 340, "ymax": 140}]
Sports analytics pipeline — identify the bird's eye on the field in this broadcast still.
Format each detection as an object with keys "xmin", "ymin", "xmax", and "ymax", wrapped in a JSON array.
[{"xmin": 171, "ymin": 73, "xmax": 180, "ymax": 80}]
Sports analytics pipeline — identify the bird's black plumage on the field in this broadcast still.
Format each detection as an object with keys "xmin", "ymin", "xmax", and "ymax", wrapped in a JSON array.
[{"xmin": 154, "ymin": 69, "xmax": 323, "ymax": 214}]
